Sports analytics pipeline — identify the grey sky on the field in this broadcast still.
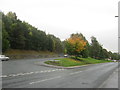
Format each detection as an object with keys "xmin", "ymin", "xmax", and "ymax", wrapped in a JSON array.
[{"xmin": 0, "ymin": 0, "xmax": 119, "ymax": 52}]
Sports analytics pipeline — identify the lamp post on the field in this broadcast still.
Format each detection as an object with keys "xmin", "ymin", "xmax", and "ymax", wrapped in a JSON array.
[
  {"xmin": 115, "ymin": 16, "xmax": 119, "ymax": 17},
  {"xmin": 115, "ymin": 16, "xmax": 120, "ymax": 56},
  {"xmin": 118, "ymin": 2, "xmax": 120, "ymax": 60},
  {"xmin": 115, "ymin": 3, "xmax": 120, "ymax": 59}
]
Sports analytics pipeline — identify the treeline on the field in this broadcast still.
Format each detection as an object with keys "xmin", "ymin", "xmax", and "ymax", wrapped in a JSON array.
[
  {"xmin": 1, "ymin": 12, "xmax": 119, "ymax": 60},
  {"xmin": 64, "ymin": 33, "xmax": 120, "ymax": 60},
  {"xmin": 1, "ymin": 12, "xmax": 63, "ymax": 53}
]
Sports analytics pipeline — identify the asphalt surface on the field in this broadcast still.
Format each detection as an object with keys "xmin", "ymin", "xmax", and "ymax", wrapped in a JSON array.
[{"xmin": 1, "ymin": 58, "xmax": 119, "ymax": 88}]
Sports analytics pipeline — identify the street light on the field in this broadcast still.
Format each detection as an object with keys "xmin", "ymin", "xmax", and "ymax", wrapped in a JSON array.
[{"xmin": 115, "ymin": 15, "xmax": 120, "ymax": 57}]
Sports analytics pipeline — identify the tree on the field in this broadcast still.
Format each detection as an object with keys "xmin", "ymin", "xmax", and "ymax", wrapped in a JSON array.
[
  {"xmin": 90, "ymin": 36, "xmax": 102, "ymax": 59},
  {"xmin": 46, "ymin": 34, "xmax": 63, "ymax": 53},
  {"xmin": 66, "ymin": 34, "xmax": 87, "ymax": 58},
  {"xmin": 108, "ymin": 52, "xmax": 120, "ymax": 60},
  {"xmin": 99, "ymin": 49, "xmax": 109, "ymax": 59},
  {"xmin": 72, "ymin": 33, "xmax": 90, "ymax": 58},
  {"xmin": 65, "ymin": 33, "xmax": 90, "ymax": 58},
  {"xmin": 46, "ymin": 35, "xmax": 55, "ymax": 52},
  {"xmin": 10, "ymin": 21, "xmax": 25, "ymax": 49},
  {"xmin": 89, "ymin": 36, "xmax": 110, "ymax": 59},
  {"xmin": 6, "ymin": 12, "xmax": 17, "ymax": 20},
  {"xmin": 2, "ymin": 23, "xmax": 10, "ymax": 52}
]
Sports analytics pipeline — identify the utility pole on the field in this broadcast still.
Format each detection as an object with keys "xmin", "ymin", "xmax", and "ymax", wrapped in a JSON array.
[
  {"xmin": 116, "ymin": 2, "xmax": 120, "ymax": 56},
  {"xmin": 115, "ymin": 15, "xmax": 119, "ymax": 54},
  {"xmin": 115, "ymin": 2, "xmax": 120, "ymax": 57}
]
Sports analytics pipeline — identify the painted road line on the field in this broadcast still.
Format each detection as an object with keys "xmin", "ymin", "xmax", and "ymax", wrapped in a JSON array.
[
  {"xmin": 2, "ymin": 69, "xmax": 66, "ymax": 78},
  {"xmin": 16, "ymin": 73, "xmax": 25, "ymax": 76},
  {"xmin": 29, "ymin": 76, "xmax": 61, "ymax": 85},
  {"xmin": 34, "ymin": 71, "xmax": 41, "ymax": 73},
  {"xmin": 0, "ymin": 75, "xmax": 7, "ymax": 78},
  {"xmin": 9, "ymin": 74, "xmax": 17, "ymax": 77},
  {"xmin": 47, "ymin": 70, "xmax": 51, "ymax": 72},
  {"xmin": 52, "ymin": 70, "xmax": 56, "ymax": 71},
  {"xmin": 40, "ymin": 71, "xmax": 44, "ymax": 73},
  {"xmin": 43, "ymin": 70, "xmax": 48, "ymax": 73},
  {"xmin": 1, "ymin": 68, "xmax": 69, "ymax": 78},
  {"xmin": 23, "ymin": 72, "xmax": 32, "ymax": 75},
  {"xmin": 70, "ymin": 71, "xmax": 82, "ymax": 75}
]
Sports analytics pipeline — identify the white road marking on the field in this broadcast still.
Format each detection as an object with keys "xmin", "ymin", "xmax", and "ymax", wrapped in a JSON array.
[
  {"xmin": 1, "ymin": 69, "xmax": 66, "ymax": 78},
  {"xmin": 29, "ymin": 72, "xmax": 34, "ymax": 74},
  {"xmin": 16, "ymin": 73, "xmax": 25, "ymax": 76},
  {"xmin": 40, "ymin": 71, "xmax": 44, "ymax": 73},
  {"xmin": 47, "ymin": 70, "xmax": 51, "ymax": 72},
  {"xmin": 58, "ymin": 69, "xmax": 62, "ymax": 71},
  {"xmin": 0, "ymin": 75, "xmax": 7, "ymax": 78},
  {"xmin": 9, "ymin": 73, "xmax": 25, "ymax": 77},
  {"xmin": 52, "ymin": 70, "xmax": 56, "ymax": 71},
  {"xmin": 24, "ymin": 72, "xmax": 32, "ymax": 75},
  {"xmin": 11, "ymin": 74, "xmax": 18, "ymax": 77},
  {"xmin": 43, "ymin": 70, "xmax": 48, "ymax": 73},
  {"xmin": 34, "ymin": 71, "xmax": 40, "ymax": 73},
  {"xmin": 70, "ymin": 71, "xmax": 82, "ymax": 75},
  {"xmin": 29, "ymin": 76, "xmax": 61, "ymax": 85}
]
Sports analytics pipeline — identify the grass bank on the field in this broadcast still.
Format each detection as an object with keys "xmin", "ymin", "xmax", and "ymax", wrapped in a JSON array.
[
  {"xmin": 4, "ymin": 49, "xmax": 59, "ymax": 59},
  {"xmin": 45, "ymin": 57, "xmax": 113, "ymax": 67}
]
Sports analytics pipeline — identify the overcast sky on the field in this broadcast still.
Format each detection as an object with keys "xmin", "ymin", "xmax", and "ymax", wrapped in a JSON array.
[{"xmin": 0, "ymin": 0, "xmax": 119, "ymax": 52}]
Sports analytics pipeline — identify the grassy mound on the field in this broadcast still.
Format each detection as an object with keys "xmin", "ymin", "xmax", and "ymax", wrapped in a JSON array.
[{"xmin": 45, "ymin": 57, "xmax": 113, "ymax": 67}]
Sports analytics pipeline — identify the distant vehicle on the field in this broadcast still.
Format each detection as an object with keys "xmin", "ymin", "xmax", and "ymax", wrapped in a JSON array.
[
  {"xmin": 112, "ymin": 60, "xmax": 117, "ymax": 62},
  {"xmin": 0, "ymin": 55, "xmax": 9, "ymax": 61},
  {"xmin": 64, "ymin": 54, "xmax": 68, "ymax": 57}
]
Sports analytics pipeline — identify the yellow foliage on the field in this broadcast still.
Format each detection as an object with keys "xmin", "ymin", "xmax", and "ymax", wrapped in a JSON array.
[{"xmin": 66, "ymin": 35, "xmax": 86, "ymax": 52}]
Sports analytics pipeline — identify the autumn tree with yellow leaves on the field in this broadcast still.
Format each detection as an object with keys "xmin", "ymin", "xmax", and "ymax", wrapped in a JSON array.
[{"xmin": 65, "ymin": 34, "xmax": 87, "ymax": 58}]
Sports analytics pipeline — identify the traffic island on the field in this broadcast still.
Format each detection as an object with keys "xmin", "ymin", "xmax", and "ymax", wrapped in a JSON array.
[{"xmin": 43, "ymin": 57, "xmax": 113, "ymax": 69}]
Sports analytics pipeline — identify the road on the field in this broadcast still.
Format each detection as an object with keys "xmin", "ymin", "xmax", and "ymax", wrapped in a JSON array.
[{"xmin": 1, "ymin": 58, "xmax": 118, "ymax": 88}]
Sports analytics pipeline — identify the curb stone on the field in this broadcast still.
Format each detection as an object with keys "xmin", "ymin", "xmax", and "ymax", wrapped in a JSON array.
[{"xmin": 35, "ymin": 60, "xmax": 106, "ymax": 69}]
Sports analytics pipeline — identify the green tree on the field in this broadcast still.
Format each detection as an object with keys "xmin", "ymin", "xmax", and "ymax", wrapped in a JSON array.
[
  {"xmin": 1, "ymin": 11, "xmax": 64, "ymax": 53},
  {"xmin": 90, "ymin": 36, "xmax": 102, "ymax": 59},
  {"xmin": 47, "ymin": 35, "xmax": 55, "ymax": 52},
  {"xmin": 10, "ymin": 22, "xmax": 25, "ymax": 49},
  {"xmin": 2, "ymin": 23, "xmax": 10, "ymax": 52}
]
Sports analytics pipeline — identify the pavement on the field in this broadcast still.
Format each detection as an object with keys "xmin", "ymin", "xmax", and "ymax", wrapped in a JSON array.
[
  {"xmin": 99, "ymin": 68, "xmax": 118, "ymax": 88},
  {"xmin": 1, "ymin": 57, "xmax": 119, "ymax": 88}
]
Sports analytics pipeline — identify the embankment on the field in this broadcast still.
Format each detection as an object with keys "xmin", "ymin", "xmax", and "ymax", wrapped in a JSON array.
[{"xmin": 4, "ymin": 49, "xmax": 61, "ymax": 59}]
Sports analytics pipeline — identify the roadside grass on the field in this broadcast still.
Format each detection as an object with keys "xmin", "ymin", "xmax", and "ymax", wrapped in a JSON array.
[
  {"xmin": 4, "ymin": 49, "xmax": 58, "ymax": 59},
  {"xmin": 45, "ymin": 57, "xmax": 113, "ymax": 67}
]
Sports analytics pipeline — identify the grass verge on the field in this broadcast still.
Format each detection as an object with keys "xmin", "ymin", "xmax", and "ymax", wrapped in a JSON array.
[
  {"xmin": 4, "ymin": 49, "xmax": 58, "ymax": 59},
  {"xmin": 44, "ymin": 57, "xmax": 113, "ymax": 67}
]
